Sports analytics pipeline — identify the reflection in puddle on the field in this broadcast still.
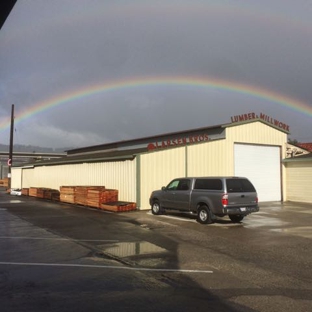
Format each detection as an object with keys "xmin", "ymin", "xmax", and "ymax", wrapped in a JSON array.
[
  {"xmin": 271, "ymin": 227, "xmax": 312, "ymax": 239},
  {"xmin": 101, "ymin": 241, "xmax": 167, "ymax": 258},
  {"xmin": 0, "ymin": 200, "xmax": 23, "ymax": 204},
  {"xmin": 244, "ymin": 215, "xmax": 289, "ymax": 228}
]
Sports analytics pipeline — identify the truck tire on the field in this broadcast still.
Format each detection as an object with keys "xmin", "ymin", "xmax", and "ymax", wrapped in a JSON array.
[
  {"xmin": 229, "ymin": 215, "xmax": 244, "ymax": 223},
  {"xmin": 151, "ymin": 200, "xmax": 162, "ymax": 215},
  {"xmin": 197, "ymin": 205, "xmax": 212, "ymax": 224}
]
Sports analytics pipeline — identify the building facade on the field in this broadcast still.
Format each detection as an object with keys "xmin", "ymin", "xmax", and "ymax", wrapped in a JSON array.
[{"xmin": 12, "ymin": 117, "xmax": 297, "ymax": 209}]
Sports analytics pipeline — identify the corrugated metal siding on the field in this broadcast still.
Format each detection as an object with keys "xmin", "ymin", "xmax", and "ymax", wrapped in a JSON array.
[
  {"xmin": 11, "ymin": 168, "xmax": 22, "ymax": 188},
  {"xmin": 226, "ymin": 122, "xmax": 287, "ymax": 151},
  {"xmin": 140, "ymin": 147, "xmax": 186, "ymax": 210},
  {"xmin": 187, "ymin": 139, "xmax": 231, "ymax": 176},
  {"xmin": 286, "ymin": 161, "xmax": 312, "ymax": 203},
  {"xmin": 227, "ymin": 122, "xmax": 287, "ymax": 199},
  {"xmin": 22, "ymin": 168, "xmax": 35, "ymax": 188},
  {"xmin": 20, "ymin": 160, "xmax": 136, "ymax": 203}
]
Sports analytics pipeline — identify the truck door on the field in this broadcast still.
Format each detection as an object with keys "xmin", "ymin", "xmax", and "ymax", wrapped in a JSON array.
[
  {"xmin": 161, "ymin": 179, "xmax": 179, "ymax": 208},
  {"xmin": 173, "ymin": 179, "xmax": 191, "ymax": 211}
]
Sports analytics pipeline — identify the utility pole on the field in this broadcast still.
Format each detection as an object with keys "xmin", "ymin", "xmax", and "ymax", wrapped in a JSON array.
[{"xmin": 8, "ymin": 104, "xmax": 14, "ymax": 190}]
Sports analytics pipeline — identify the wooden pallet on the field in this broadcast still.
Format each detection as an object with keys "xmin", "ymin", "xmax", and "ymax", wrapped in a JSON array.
[{"xmin": 100, "ymin": 201, "xmax": 136, "ymax": 212}]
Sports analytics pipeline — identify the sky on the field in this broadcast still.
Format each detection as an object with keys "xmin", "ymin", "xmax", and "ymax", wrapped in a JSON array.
[{"xmin": 1, "ymin": 0, "xmax": 312, "ymax": 149}]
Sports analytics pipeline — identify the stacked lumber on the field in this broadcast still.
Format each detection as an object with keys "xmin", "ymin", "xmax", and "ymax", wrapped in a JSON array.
[
  {"xmin": 60, "ymin": 186, "xmax": 75, "ymax": 204},
  {"xmin": 87, "ymin": 187, "xmax": 106, "ymax": 208},
  {"xmin": 101, "ymin": 201, "xmax": 137, "ymax": 212},
  {"xmin": 29, "ymin": 187, "xmax": 45, "ymax": 198},
  {"xmin": 51, "ymin": 190, "xmax": 60, "ymax": 201},
  {"xmin": 20, "ymin": 184, "xmax": 135, "ymax": 213},
  {"xmin": 75, "ymin": 186, "xmax": 89, "ymax": 206},
  {"xmin": 22, "ymin": 188, "xmax": 29, "ymax": 196},
  {"xmin": 0, "ymin": 178, "xmax": 9, "ymax": 187},
  {"xmin": 101, "ymin": 189, "xmax": 118, "ymax": 204},
  {"xmin": 43, "ymin": 189, "xmax": 60, "ymax": 201}
]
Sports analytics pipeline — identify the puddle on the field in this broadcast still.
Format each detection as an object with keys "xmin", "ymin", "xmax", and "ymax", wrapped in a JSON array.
[
  {"xmin": 0, "ymin": 200, "xmax": 23, "ymax": 204},
  {"xmin": 244, "ymin": 215, "xmax": 289, "ymax": 228},
  {"xmin": 271, "ymin": 227, "xmax": 312, "ymax": 239},
  {"xmin": 100, "ymin": 241, "xmax": 168, "ymax": 258}
]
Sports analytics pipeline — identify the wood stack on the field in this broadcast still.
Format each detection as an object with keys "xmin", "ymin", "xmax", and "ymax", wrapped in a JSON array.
[
  {"xmin": 22, "ymin": 188, "xmax": 29, "ymax": 196},
  {"xmin": 0, "ymin": 178, "xmax": 9, "ymax": 187},
  {"xmin": 75, "ymin": 186, "xmax": 89, "ymax": 206},
  {"xmin": 101, "ymin": 201, "xmax": 137, "ymax": 212},
  {"xmin": 60, "ymin": 186, "xmax": 75, "ymax": 204},
  {"xmin": 51, "ymin": 190, "xmax": 60, "ymax": 201},
  {"xmin": 43, "ymin": 189, "xmax": 60, "ymax": 201},
  {"xmin": 18, "ymin": 184, "xmax": 135, "ymax": 213},
  {"xmin": 87, "ymin": 187, "xmax": 106, "ymax": 208},
  {"xmin": 100, "ymin": 189, "xmax": 118, "ymax": 204},
  {"xmin": 29, "ymin": 187, "xmax": 45, "ymax": 198}
]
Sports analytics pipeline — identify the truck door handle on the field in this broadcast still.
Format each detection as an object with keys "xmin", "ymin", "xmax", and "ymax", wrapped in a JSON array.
[{"xmin": 241, "ymin": 195, "xmax": 245, "ymax": 198}]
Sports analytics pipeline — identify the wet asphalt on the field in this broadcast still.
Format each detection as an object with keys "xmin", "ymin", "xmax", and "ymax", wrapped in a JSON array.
[{"xmin": 0, "ymin": 190, "xmax": 311, "ymax": 312}]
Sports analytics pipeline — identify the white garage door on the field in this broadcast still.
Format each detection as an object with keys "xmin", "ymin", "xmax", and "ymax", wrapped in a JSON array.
[{"xmin": 234, "ymin": 144, "xmax": 281, "ymax": 202}]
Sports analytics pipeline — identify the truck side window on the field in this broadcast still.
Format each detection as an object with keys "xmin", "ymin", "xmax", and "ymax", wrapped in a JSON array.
[
  {"xmin": 167, "ymin": 180, "xmax": 180, "ymax": 190},
  {"xmin": 177, "ymin": 179, "xmax": 190, "ymax": 191},
  {"xmin": 194, "ymin": 179, "xmax": 222, "ymax": 190}
]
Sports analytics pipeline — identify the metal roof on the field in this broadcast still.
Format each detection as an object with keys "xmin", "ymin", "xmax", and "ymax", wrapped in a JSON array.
[{"xmin": 16, "ymin": 119, "xmax": 289, "ymax": 168}]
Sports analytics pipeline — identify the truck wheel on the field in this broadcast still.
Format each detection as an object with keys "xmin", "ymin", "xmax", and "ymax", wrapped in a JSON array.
[
  {"xmin": 229, "ymin": 215, "xmax": 244, "ymax": 223},
  {"xmin": 151, "ymin": 200, "xmax": 162, "ymax": 215},
  {"xmin": 197, "ymin": 205, "xmax": 212, "ymax": 224}
]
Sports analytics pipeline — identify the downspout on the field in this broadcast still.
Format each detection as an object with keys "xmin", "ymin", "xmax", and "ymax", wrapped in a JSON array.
[
  {"xmin": 185, "ymin": 145, "xmax": 188, "ymax": 177},
  {"xmin": 136, "ymin": 155, "xmax": 141, "ymax": 210}
]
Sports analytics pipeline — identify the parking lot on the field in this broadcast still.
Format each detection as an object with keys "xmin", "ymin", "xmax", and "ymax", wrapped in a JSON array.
[{"xmin": 0, "ymin": 191, "xmax": 311, "ymax": 312}]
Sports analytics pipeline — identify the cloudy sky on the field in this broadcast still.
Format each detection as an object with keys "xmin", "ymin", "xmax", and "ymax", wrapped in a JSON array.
[{"xmin": 1, "ymin": 0, "xmax": 312, "ymax": 149}]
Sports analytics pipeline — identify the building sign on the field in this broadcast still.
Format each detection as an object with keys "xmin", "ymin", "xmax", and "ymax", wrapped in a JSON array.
[
  {"xmin": 230, "ymin": 112, "xmax": 290, "ymax": 132},
  {"xmin": 147, "ymin": 134, "xmax": 209, "ymax": 151}
]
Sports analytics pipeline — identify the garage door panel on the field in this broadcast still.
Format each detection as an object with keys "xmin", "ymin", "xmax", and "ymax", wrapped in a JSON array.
[{"xmin": 234, "ymin": 144, "xmax": 281, "ymax": 202}]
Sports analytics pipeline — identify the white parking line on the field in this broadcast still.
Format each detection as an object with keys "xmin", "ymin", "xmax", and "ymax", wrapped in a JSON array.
[
  {"xmin": 0, "ymin": 237, "xmax": 119, "ymax": 242},
  {"xmin": 0, "ymin": 261, "xmax": 213, "ymax": 273}
]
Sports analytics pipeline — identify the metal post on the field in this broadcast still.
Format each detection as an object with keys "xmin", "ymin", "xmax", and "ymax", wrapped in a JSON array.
[{"xmin": 8, "ymin": 104, "xmax": 14, "ymax": 190}]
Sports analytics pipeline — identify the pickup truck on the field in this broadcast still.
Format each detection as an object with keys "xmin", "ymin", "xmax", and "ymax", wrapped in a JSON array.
[{"xmin": 149, "ymin": 177, "xmax": 259, "ymax": 224}]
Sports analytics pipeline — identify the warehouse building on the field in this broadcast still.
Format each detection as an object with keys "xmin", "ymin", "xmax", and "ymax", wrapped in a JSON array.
[{"xmin": 10, "ymin": 113, "xmax": 312, "ymax": 208}]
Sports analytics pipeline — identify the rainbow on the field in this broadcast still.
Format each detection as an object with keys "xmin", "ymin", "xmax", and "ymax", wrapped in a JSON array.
[{"xmin": 1, "ymin": 76, "xmax": 312, "ymax": 131}]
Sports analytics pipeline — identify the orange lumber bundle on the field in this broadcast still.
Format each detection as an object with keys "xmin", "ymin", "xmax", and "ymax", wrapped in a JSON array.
[
  {"xmin": 51, "ymin": 190, "xmax": 60, "ymax": 201},
  {"xmin": 87, "ymin": 187, "xmax": 106, "ymax": 208},
  {"xmin": 43, "ymin": 189, "xmax": 52, "ymax": 200},
  {"xmin": 101, "ymin": 189, "xmax": 118, "ymax": 204},
  {"xmin": 0, "ymin": 178, "xmax": 9, "ymax": 187},
  {"xmin": 101, "ymin": 201, "xmax": 136, "ymax": 212},
  {"xmin": 29, "ymin": 187, "xmax": 44, "ymax": 198},
  {"xmin": 74, "ymin": 186, "xmax": 89, "ymax": 206},
  {"xmin": 60, "ymin": 186, "xmax": 76, "ymax": 204},
  {"xmin": 22, "ymin": 188, "xmax": 29, "ymax": 196},
  {"xmin": 43, "ymin": 189, "xmax": 60, "ymax": 201}
]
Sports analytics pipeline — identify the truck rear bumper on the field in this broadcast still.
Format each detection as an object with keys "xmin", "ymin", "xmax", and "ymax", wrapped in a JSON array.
[{"xmin": 223, "ymin": 206, "xmax": 259, "ymax": 215}]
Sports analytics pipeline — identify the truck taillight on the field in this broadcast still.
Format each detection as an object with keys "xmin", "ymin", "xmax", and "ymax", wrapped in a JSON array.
[
  {"xmin": 256, "ymin": 197, "xmax": 258, "ymax": 203},
  {"xmin": 222, "ymin": 193, "xmax": 228, "ymax": 206}
]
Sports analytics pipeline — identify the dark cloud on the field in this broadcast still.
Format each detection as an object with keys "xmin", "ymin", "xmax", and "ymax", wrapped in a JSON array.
[{"xmin": 1, "ymin": 0, "xmax": 311, "ymax": 148}]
